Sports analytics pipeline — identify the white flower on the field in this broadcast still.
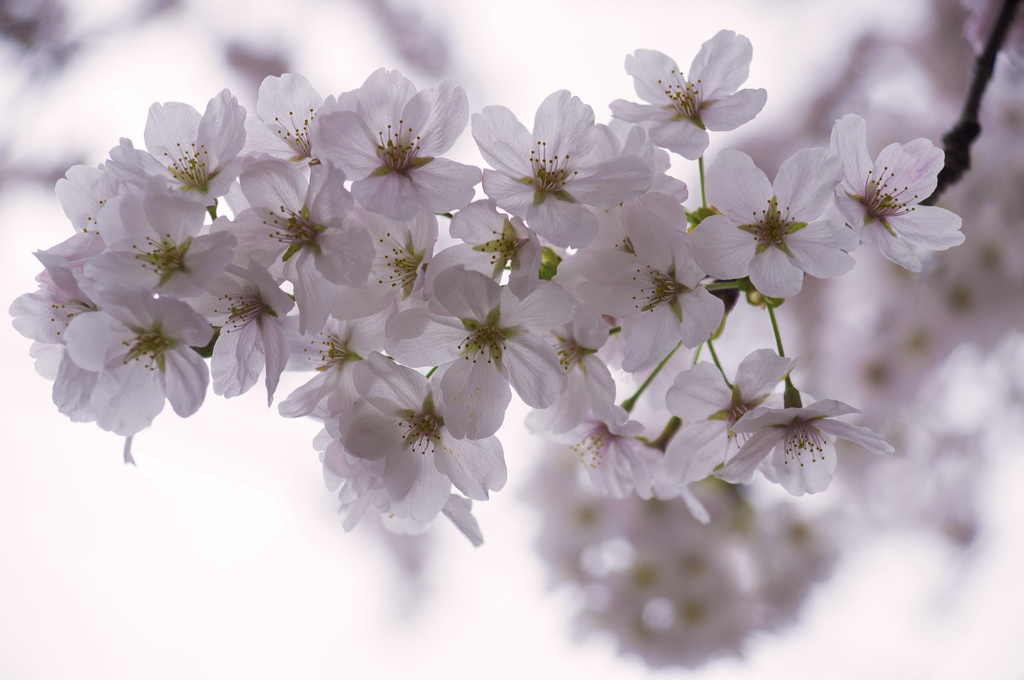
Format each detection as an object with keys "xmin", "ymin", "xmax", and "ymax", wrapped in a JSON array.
[
  {"xmin": 331, "ymin": 205, "xmax": 437, "ymax": 320},
  {"xmin": 579, "ymin": 193, "xmax": 724, "ymax": 372},
  {"xmin": 661, "ymin": 349, "xmax": 796, "ymax": 485},
  {"xmin": 341, "ymin": 353, "xmax": 507, "ymax": 520},
  {"xmin": 525, "ymin": 303, "xmax": 617, "ymax": 434},
  {"xmin": 571, "ymin": 406, "xmax": 653, "ymax": 499},
  {"xmin": 691, "ymin": 148, "xmax": 855, "ymax": 298},
  {"xmin": 716, "ymin": 398, "xmax": 895, "ymax": 495},
  {"xmin": 385, "ymin": 267, "xmax": 573, "ymax": 439},
  {"xmin": 191, "ymin": 261, "xmax": 295, "ymax": 404},
  {"xmin": 54, "ymin": 164, "xmax": 130, "ymax": 236},
  {"xmin": 242, "ymin": 73, "xmax": 323, "ymax": 163},
  {"xmin": 310, "ymin": 68, "xmax": 480, "ymax": 220},
  {"xmin": 278, "ymin": 312, "xmax": 387, "ymax": 418},
  {"xmin": 428, "ymin": 199, "xmax": 542, "ymax": 300},
  {"xmin": 591, "ymin": 121, "xmax": 689, "ymax": 202},
  {"xmin": 84, "ymin": 193, "xmax": 236, "ymax": 299},
  {"xmin": 63, "ymin": 286, "xmax": 212, "ymax": 435},
  {"xmin": 472, "ymin": 89, "xmax": 652, "ymax": 248},
  {"xmin": 830, "ymin": 113, "xmax": 965, "ymax": 272},
  {"xmin": 610, "ymin": 32, "xmax": 767, "ymax": 160},
  {"xmin": 228, "ymin": 159, "xmax": 373, "ymax": 334},
  {"xmin": 106, "ymin": 89, "xmax": 247, "ymax": 201}
]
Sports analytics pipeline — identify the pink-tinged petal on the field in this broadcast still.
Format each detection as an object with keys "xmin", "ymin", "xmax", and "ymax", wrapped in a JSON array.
[
  {"xmin": 53, "ymin": 351, "xmax": 97, "ymax": 422},
  {"xmin": 64, "ymin": 312, "xmax": 131, "ymax": 371},
  {"xmin": 773, "ymin": 148, "xmax": 844, "ymax": 223},
  {"xmin": 106, "ymin": 137, "xmax": 170, "ymax": 187},
  {"xmin": 887, "ymin": 206, "xmax": 964, "ymax": 250},
  {"xmin": 862, "ymin": 221, "xmax": 921, "ymax": 271},
  {"xmin": 663, "ymin": 419, "xmax": 730, "ymax": 484},
  {"xmin": 507, "ymin": 236, "xmax": 543, "ymax": 300},
  {"xmin": 440, "ymin": 357, "xmax": 511, "ymax": 439},
  {"xmin": 211, "ymin": 320, "xmax": 262, "ymax": 399},
  {"xmin": 715, "ymin": 427, "xmax": 786, "ymax": 484},
  {"xmin": 239, "ymin": 159, "xmax": 307, "ymax": 212},
  {"xmin": 384, "ymin": 309, "xmax": 465, "ymax": 366},
  {"xmin": 700, "ymin": 88, "xmax": 767, "ymax": 131},
  {"xmin": 144, "ymin": 193, "xmax": 207, "ymax": 242},
  {"xmin": 526, "ymin": 195, "xmax": 599, "ymax": 249},
  {"xmin": 649, "ymin": 120, "xmax": 710, "ymax": 161},
  {"xmin": 706, "ymin": 149, "xmax": 774, "ymax": 220},
  {"xmin": 623, "ymin": 49, "xmax": 680, "ymax": 106},
  {"xmin": 256, "ymin": 73, "xmax": 323, "ymax": 129},
  {"xmin": 577, "ymin": 249, "xmax": 645, "ymax": 318},
  {"xmin": 55, "ymin": 165, "xmax": 124, "ymax": 235},
  {"xmin": 733, "ymin": 349, "xmax": 797, "ymax": 401},
  {"xmin": 621, "ymin": 306, "xmax": 682, "ymax": 373},
  {"xmin": 196, "ymin": 89, "xmax": 247, "ymax": 168},
  {"xmin": 406, "ymin": 158, "xmax": 480, "ymax": 214},
  {"xmin": 441, "ymin": 495, "xmax": 483, "ymax": 547},
  {"xmin": 314, "ymin": 222, "xmax": 374, "ymax": 287},
  {"xmin": 499, "ymin": 282, "xmax": 573, "ymax": 334},
  {"xmin": 401, "ymin": 78, "xmax": 468, "ymax": 155},
  {"xmin": 568, "ymin": 156, "xmax": 652, "ymax": 208},
  {"xmin": 829, "ymin": 114, "xmax": 874, "ymax": 191},
  {"xmin": 449, "ymin": 199, "xmax": 506, "ymax": 242},
  {"xmin": 353, "ymin": 352, "xmax": 429, "ymax": 416},
  {"xmin": 433, "ymin": 267, "xmax": 501, "ymax": 321},
  {"xmin": 346, "ymin": 411, "xmax": 405, "ymax": 462},
  {"xmin": 434, "ymin": 432, "xmax": 506, "ymax": 501},
  {"xmin": 260, "ymin": 318, "xmax": 289, "ymax": 406},
  {"xmin": 480, "ymin": 169, "xmax": 536, "ymax": 218},
  {"xmin": 533, "ymin": 90, "xmax": 596, "ymax": 160},
  {"xmin": 332, "ymin": 281, "xmax": 394, "ymax": 320},
  {"xmin": 785, "ymin": 220, "xmax": 856, "ymax": 280},
  {"xmin": 290, "ymin": 252, "xmax": 335, "ymax": 335},
  {"xmin": 168, "ymin": 230, "xmax": 236, "ymax": 296},
  {"xmin": 688, "ymin": 30, "xmax": 753, "ymax": 99},
  {"xmin": 749, "ymin": 246, "xmax": 804, "ymax": 298},
  {"xmin": 351, "ymin": 172, "xmax": 420, "ymax": 221},
  {"xmin": 355, "ymin": 68, "xmax": 417, "ymax": 139},
  {"xmin": 502, "ymin": 333, "xmax": 565, "ymax": 408},
  {"xmin": 307, "ymin": 162, "xmax": 353, "ymax": 224},
  {"xmin": 91, "ymin": 364, "xmax": 166, "ymax": 436},
  {"xmin": 676, "ymin": 287, "xmax": 725, "ymax": 349},
  {"xmin": 144, "ymin": 101, "xmax": 201, "ymax": 160},
  {"xmin": 609, "ymin": 100, "xmax": 665, "ymax": 124},
  {"xmin": 620, "ymin": 196, "xmax": 674, "ymax": 274},
  {"xmin": 384, "ymin": 447, "xmax": 451, "ymax": 520},
  {"xmin": 770, "ymin": 427, "xmax": 838, "ymax": 496},
  {"xmin": 690, "ymin": 214, "xmax": 757, "ymax": 280},
  {"xmin": 816, "ymin": 419, "xmax": 895, "ymax": 456},
  {"xmin": 83, "ymin": 251, "xmax": 158, "ymax": 292},
  {"xmin": 163, "ymin": 347, "xmax": 209, "ymax": 418},
  {"xmin": 277, "ymin": 370, "xmax": 335, "ymax": 418},
  {"xmin": 873, "ymin": 138, "xmax": 944, "ymax": 200},
  {"xmin": 310, "ymin": 110, "xmax": 382, "ymax": 178},
  {"xmin": 665, "ymin": 361, "xmax": 732, "ymax": 420},
  {"xmin": 471, "ymin": 107, "xmax": 534, "ymax": 177}
]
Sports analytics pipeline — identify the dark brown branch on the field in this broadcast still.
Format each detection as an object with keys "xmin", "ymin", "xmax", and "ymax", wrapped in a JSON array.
[{"xmin": 924, "ymin": 0, "xmax": 1023, "ymax": 205}]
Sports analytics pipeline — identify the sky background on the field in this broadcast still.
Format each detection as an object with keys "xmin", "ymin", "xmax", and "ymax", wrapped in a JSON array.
[{"xmin": 2, "ymin": 0, "xmax": 1023, "ymax": 677}]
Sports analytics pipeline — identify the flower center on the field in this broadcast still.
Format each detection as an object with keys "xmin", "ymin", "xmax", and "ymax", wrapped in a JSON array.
[
  {"xmin": 375, "ymin": 120, "xmax": 431, "ymax": 173},
  {"xmin": 571, "ymin": 423, "xmax": 617, "ymax": 469},
  {"xmin": 782, "ymin": 419, "xmax": 827, "ymax": 467},
  {"xmin": 527, "ymin": 140, "xmax": 577, "ymax": 202},
  {"xmin": 458, "ymin": 317, "xmax": 506, "ymax": 364},
  {"xmin": 262, "ymin": 206, "xmax": 324, "ymax": 261},
  {"xmin": 472, "ymin": 219, "xmax": 521, "ymax": 276},
  {"xmin": 300, "ymin": 331, "xmax": 360, "ymax": 372},
  {"xmin": 859, "ymin": 165, "xmax": 919, "ymax": 227},
  {"xmin": 163, "ymin": 142, "xmax": 212, "ymax": 192},
  {"xmin": 657, "ymin": 70, "xmax": 705, "ymax": 126},
  {"xmin": 132, "ymin": 236, "xmax": 192, "ymax": 286},
  {"xmin": 400, "ymin": 394, "xmax": 443, "ymax": 455},
  {"xmin": 373, "ymin": 230, "xmax": 424, "ymax": 298},
  {"xmin": 213, "ymin": 292, "xmax": 266, "ymax": 332},
  {"xmin": 123, "ymin": 329, "xmax": 174, "ymax": 371},
  {"xmin": 739, "ymin": 196, "xmax": 805, "ymax": 253},
  {"xmin": 272, "ymin": 107, "xmax": 316, "ymax": 160},
  {"xmin": 633, "ymin": 265, "xmax": 683, "ymax": 313}
]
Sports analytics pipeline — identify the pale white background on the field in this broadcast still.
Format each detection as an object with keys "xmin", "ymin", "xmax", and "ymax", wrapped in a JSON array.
[{"xmin": 2, "ymin": 0, "xmax": 1023, "ymax": 677}]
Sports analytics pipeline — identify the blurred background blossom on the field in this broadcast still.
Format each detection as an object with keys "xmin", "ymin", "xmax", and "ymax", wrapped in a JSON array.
[{"xmin": 2, "ymin": 0, "xmax": 1023, "ymax": 677}]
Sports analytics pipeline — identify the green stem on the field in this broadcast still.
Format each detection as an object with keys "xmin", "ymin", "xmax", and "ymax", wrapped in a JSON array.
[
  {"xmin": 706, "ymin": 338, "xmax": 732, "ymax": 388},
  {"xmin": 692, "ymin": 343, "xmax": 703, "ymax": 364},
  {"xmin": 767, "ymin": 304, "xmax": 785, "ymax": 357},
  {"xmin": 206, "ymin": 201, "xmax": 218, "ymax": 221},
  {"xmin": 425, "ymin": 366, "xmax": 438, "ymax": 379},
  {"xmin": 698, "ymin": 156, "xmax": 707, "ymax": 208},
  {"xmin": 646, "ymin": 416, "xmax": 682, "ymax": 451},
  {"xmin": 437, "ymin": 212, "xmax": 454, "ymax": 219},
  {"xmin": 620, "ymin": 341, "xmax": 682, "ymax": 413},
  {"xmin": 704, "ymin": 280, "xmax": 741, "ymax": 291},
  {"xmin": 609, "ymin": 326, "xmax": 621, "ymax": 336}
]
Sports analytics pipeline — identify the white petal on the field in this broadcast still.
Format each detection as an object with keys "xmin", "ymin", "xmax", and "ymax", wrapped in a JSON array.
[
  {"xmin": 471, "ymin": 107, "xmax": 534, "ymax": 176},
  {"xmin": 440, "ymin": 356, "xmax": 511, "ymax": 439},
  {"xmin": 502, "ymin": 333, "xmax": 566, "ymax": 408},
  {"xmin": 748, "ymin": 246, "xmax": 804, "ymax": 298},
  {"xmin": 772, "ymin": 148, "xmax": 844, "ymax": 222},
  {"xmin": 434, "ymin": 431, "xmax": 506, "ymax": 501},
  {"xmin": 887, "ymin": 206, "xmax": 964, "ymax": 250},
  {"xmin": 700, "ymin": 88, "xmax": 766, "ymax": 131},
  {"xmin": 715, "ymin": 427, "xmax": 786, "ymax": 484},
  {"xmin": 705, "ymin": 149, "xmax": 773, "ymax": 220},
  {"xmin": 163, "ymin": 347, "xmax": 209, "ymax": 418},
  {"xmin": 690, "ymin": 214, "xmax": 757, "ymax": 279},
  {"xmin": 663, "ymin": 419, "xmax": 731, "ymax": 484},
  {"xmin": 665, "ymin": 361, "xmax": 732, "ymax": 420},
  {"xmin": 441, "ymin": 495, "xmax": 484, "ymax": 546},
  {"xmin": 785, "ymin": 220, "xmax": 856, "ymax": 280}
]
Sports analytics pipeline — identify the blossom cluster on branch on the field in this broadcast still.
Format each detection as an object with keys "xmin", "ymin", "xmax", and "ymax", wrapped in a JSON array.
[{"xmin": 12, "ymin": 29, "xmax": 967, "ymax": 544}]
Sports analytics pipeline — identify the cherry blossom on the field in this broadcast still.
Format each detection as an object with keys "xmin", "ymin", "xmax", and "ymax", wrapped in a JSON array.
[
  {"xmin": 311, "ymin": 68, "xmax": 480, "ymax": 220},
  {"xmin": 243, "ymin": 73, "xmax": 323, "ymax": 163},
  {"xmin": 692, "ymin": 148, "xmax": 855, "ymax": 298},
  {"xmin": 830, "ymin": 114, "xmax": 964, "ymax": 272},
  {"xmin": 610, "ymin": 32, "xmax": 767, "ymax": 160},
  {"xmin": 472, "ymin": 89, "xmax": 652, "ymax": 248}
]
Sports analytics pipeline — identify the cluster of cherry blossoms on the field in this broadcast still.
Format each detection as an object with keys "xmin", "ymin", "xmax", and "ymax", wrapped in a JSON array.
[{"xmin": 12, "ymin": 29, "xmax": 967, "ymax": 544}]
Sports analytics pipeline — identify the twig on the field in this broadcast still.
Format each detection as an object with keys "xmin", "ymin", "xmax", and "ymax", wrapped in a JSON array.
[{"xmin": 924, "ymin": 0, "xmax": 1023, "ymax": 205}]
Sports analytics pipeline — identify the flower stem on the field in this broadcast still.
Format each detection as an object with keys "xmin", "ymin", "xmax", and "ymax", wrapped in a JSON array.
[
  {"xmin": 425, "ymin": 366, "xmax": 438, "ymax": 379},
  {"xmin": 647, "ymin": 416, "xmax": 682, "ymax": 451},
  {"xmin": 620, "ymin": 341, "xmax": 682, "ymax": 413},
  {"xmin": 706, "ymin": 338, "xmax": 732, "ymax": 388},
  {"xmin": 767, "ymin": 304, "xmax": 785, "ymax": 358},
  {"xmin": 609, "ymin": 326, "xmax": 621, "ymax": 335},
  {"xmin": 206, "ymin": 201, "xmax": 218, "ymax": 221},
  {"xmin": 704, "ymin": 280, "xmax": 741, "ymax": 291},
  {"xmin": 698, "ymin": 156, "xmax": 708, "ymax": 208},
  {"xmin": 693, "ymin": 343, "xmax": 703, "ymax": 364}
]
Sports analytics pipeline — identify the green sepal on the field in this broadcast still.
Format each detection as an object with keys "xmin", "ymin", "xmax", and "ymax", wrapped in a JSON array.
[
  {"xmin": 686, "ymin": 206, "xmax": 717, "ymax": 227},
  {"xmin": 191, "ymin": 326, "xmax": 220, "ymax": 359},
  {"xmin": 281, "ymin": 243, "xmax": 303, "ymax": 262},
  {"xmin": 539, "ymin": 246, "xmax": 561, "ymax": 280}
]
